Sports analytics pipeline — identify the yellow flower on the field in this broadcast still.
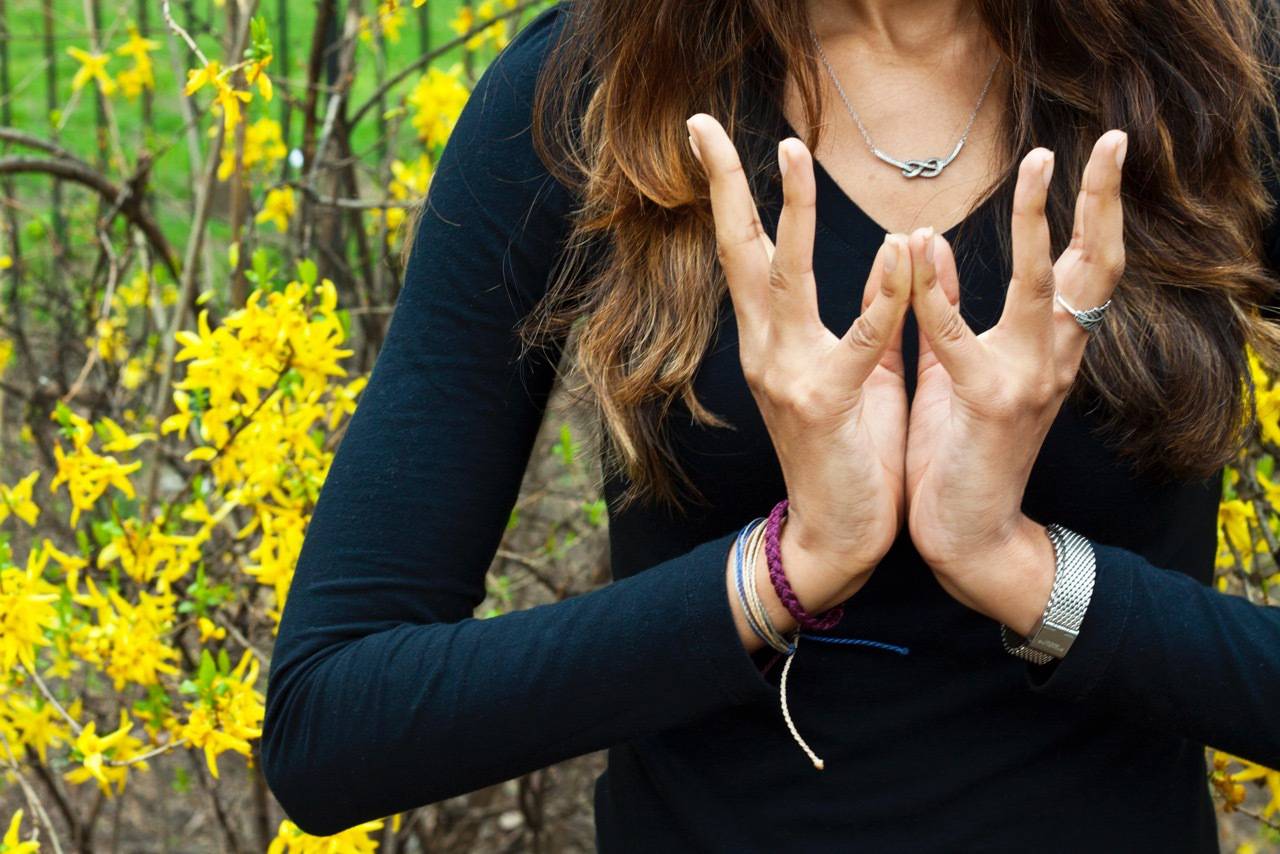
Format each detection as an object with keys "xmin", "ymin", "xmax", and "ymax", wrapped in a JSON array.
[
  {"xmin": 184, "ymin": 60, "xmax": 222, "ymax": 96},
  {"xmin": 361, "ymin": 0, "xmax": 407, "ymax": 43},
  {"xmin": 267, "ymin": 817, "xmax": 384, "ymax": 854},
  {"xmin": 197, "ymin": 616, "xmax": 227, "ymax": 642},
  {"xmin": 246, "ymin": 56, "xmax": 274, "ymax": 102},
  {"xmin": 0, "ymin": 470, "xmax": 41, "ymax": 527},
  {"xmin": 64, "ymin": 709, "xmax": 150, "ymax": 798},
  {"xmin": 114, "ymin": 22, "xmax": 160, "ymax": 99},
  {"xmin": 0, "ymin": 548, "xmax": 61, "ymax": 673},
  {"xmin": 161, "ymin": 389, "xmax": 196, "ymax": 441},
  {"xmin": 406, "ymin": 65, "xmax": 470, "ymax": 148},
  {"xmin": 5, "ymin": 691, "xmax": 72, "ymax": 765},
  {"xmin": 256, "ymin": 186, "xmax": 296, "ymax": 233},
  {"xmin": 67, "ymin": 46, "xmax": 117, "ymax": 96},
  {"xmin": 1, "ymin": 809, "xmax": 40, "ymax": 854},
  {"xmin": 213, "ymin": 79, "xmax": 253, "ymax": 135}
]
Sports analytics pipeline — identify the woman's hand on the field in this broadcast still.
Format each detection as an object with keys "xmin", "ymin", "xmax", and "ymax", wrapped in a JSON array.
[
  {"xmin": 903, "ymin": 130, "xmax": 1128, "ymax": 635},
  {"xmin": 687, "ymin": 113, "xmax": 912, "ymax": 621}
]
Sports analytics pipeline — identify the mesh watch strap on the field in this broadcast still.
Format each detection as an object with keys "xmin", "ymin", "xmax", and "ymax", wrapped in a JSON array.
[{"xmin": 1000, "ymin": 523, "xmax": 1097, "ymax": 664}]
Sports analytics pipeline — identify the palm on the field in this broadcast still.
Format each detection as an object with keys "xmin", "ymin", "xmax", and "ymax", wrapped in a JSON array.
[
  {"xmin": 843, "ymin": 310, "xmax": 910, "ymax": 550},
  {"xmin": 903, "ymin": 131, "xmax": 1127, "ymax": 582}
]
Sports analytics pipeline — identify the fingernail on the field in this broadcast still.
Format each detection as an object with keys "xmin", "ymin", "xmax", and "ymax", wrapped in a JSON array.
[
  {"xmin": 1114, "ymin": 132, "xmax": 1128, "ymax": 169},
  {"xmin": 1042, "ymin": 150, "xmax": 1054, "ymax": 189},
  {"xmin": 778, "ymin": 141, "xmax": 789, "ymax": 178},
  {"xmin": 923, "ymin": 227, "xmax": 935, "ymax": 264},
  {"xmin": 688, "ymin": 132, "xmax": 703, "ymax": 166},
  {"xmin": 883, "ymin": 234, "xmax": 898, "ymax": 273}
]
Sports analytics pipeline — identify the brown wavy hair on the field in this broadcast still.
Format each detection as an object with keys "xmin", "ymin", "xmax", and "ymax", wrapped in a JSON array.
[{"xmin": 422, "ymin": 0, "xmax": 1280, "ymax": 513}]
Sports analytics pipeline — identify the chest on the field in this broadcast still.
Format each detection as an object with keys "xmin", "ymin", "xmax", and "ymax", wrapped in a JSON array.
[{"xmin": 779, "ymin": 51, "xmax": 1009, "ymax": 237}]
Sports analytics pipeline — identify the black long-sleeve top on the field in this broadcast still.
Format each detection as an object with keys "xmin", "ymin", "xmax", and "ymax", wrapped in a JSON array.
[{"xmin": 261, "ymin": 5, "xmax": 1280, "ymax": 850}]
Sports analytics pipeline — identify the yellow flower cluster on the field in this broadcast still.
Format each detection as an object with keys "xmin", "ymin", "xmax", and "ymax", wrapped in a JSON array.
[
  {"xmin": 1215, "ymin": 348, "xmax": 1280, "ymax": 585},
  {"xmin": 170, "ymin": 648, "xmax": 264, "ymax": 780},
  {"xmin": 368, "ymin": 154, "xmax": 433, "ymax": 246},
  {"xmin": 0, "ymin": 553, "xmax": 60, "ymax": 673},
  {"xmin": 68, "ymin": 576, "xmax": 181, "ymax": 691},
  {"xmin": 407, "ymin": 64, "xmax": 470, "ymax": 149},
  {"xmin": 218, "ymin": 117, "xmax": 288, "ymax": 182},
  {"xmin": 65, "ymin": 20, "xmax": 160, "ymax": 100},
  {"xmin": 360, "ymin": 0, "xmax": 408, "ymax": 43},
  {"xmin": 1211, "ymin": 749, "xmax": 1280, "ymax": 822},
  {"xmin": 268, "ymin": 818, "xmax": 386, "ymax": 854},
  {"xmin": 47, "ymin": 410, "xmax": 148, "ymax": 527},
  {"xmin": 449, "ymin": 0, "xmax": 522, "ymax": 52}
]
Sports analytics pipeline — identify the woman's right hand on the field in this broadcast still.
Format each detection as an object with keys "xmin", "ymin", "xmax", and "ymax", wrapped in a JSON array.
[{"xmin": 686, "ymin": 113, "xmax": 912, "ymax": 633}]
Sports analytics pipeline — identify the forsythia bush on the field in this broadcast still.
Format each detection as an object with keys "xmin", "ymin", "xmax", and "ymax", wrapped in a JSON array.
[{"xmin": 0, "ymin": 267, "xmax": 367, "ymax": 849}]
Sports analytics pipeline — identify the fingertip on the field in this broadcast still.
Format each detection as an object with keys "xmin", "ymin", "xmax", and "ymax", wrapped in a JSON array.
[{"xmin": 881, "ymin": 232, "xmax": 898, "ymax": 275}]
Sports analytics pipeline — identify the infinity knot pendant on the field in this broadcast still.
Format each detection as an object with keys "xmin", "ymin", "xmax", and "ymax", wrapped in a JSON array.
[
  {"xmin": 873, "ymin": 139, "xmax": 965, "ymax": 179},
  {"xmin": 901, "ymin": 158, "xmax": 944, "ymax": 178}
]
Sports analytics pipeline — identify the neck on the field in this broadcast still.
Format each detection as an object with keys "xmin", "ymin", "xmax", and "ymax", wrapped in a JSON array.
[{"xmin": 809, "ymin": 0, "xmax": 978, "ymax": 55}]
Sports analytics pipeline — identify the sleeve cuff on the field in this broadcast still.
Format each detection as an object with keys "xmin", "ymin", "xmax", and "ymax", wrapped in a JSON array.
[
  {"xmin": 1022, "ymin": 539, "xmax": 1137, "ymax": 702},
  {"xmin": 681, "ymin": 529, "xmax": 777, "ymax": 704}
]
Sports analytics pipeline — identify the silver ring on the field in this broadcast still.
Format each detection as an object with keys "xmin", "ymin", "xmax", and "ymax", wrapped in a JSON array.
[{"xmin": 1054, "ymin": 291, "xmax": 1112, "ymax": 334}]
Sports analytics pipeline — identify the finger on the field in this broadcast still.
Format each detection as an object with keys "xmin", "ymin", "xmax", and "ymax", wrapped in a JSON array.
[
  {"xmin": 910, "ymin": 227, "xmax": 983, "ymax": 387},
  {"xmin": 997, "ymin": 147, "xmax": 1056, "ymax": 348},
  {"xmin": 770, "ymin": 136, "xmax": 824, "ymax": 342},
  {"xmin": 836, "ymin": 232, "xmax": 911, "ymax": 387},
  {"xmin": 1056, "ymin": 129, "xmax": 1128, "ymax": 363},
  {"xmin": 687, "ymin": 113, "xmax": 775, "ymax": 332},
  {"xmin": 915, "ymin": 228, "xmax": 962, "ymax": 376},
  {"xmin": 862, "ymin": 233, "xmax": 910, "ymax": 379}
]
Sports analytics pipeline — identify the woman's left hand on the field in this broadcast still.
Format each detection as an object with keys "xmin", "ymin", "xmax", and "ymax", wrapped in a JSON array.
[{"xmin": 903, "ymin": 129, "xmax": 1128, "ymax": 636}]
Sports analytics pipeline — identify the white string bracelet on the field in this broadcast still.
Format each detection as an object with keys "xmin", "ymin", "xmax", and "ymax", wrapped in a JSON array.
[
  {"xmin": 736, "ymin": 517, "xmax": 825, "ymax": 770},
  {"xmin": 779, "ymin": 634, "xmax": 825, "ymax": 771}
]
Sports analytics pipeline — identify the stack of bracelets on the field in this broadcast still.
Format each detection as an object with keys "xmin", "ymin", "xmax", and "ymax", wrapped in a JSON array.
[{"xmin": 733, "ymin": 498, "xmax": 910, "ymax": 771}]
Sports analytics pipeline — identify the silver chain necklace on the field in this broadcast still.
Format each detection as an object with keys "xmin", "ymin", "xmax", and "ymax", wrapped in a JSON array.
[{"xmin": 809, "ymin": 27, "xmax": 1001, "ymax": 179}]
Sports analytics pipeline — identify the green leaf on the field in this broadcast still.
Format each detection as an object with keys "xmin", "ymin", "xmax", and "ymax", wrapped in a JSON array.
[{"xmin": 296, "ymin": 258, "xmax": 318, "ymax": 287}]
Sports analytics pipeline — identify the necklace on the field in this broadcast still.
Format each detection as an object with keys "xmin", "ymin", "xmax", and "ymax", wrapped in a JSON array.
[{"xmin": 808, "ymin": 27, "xmax": 1002, "ymax": 179}]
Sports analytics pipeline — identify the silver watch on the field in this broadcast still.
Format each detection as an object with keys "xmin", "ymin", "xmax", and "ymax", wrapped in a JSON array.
[{"xmin": 1000, "ymin": 523, "xmax": 1097, "ymax": 664}]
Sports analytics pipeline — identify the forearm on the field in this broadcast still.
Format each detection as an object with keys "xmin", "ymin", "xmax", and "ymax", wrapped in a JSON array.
[{"xmin": 265, "ymin": 528, "xmax": 776, "ymax": 836}]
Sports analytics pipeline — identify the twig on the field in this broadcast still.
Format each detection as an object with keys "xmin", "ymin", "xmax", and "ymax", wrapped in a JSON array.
[
  {"xmin": 105, "ymin": 736, "xmax": 189, "ymax": 767},
  {"xmin": 0, "ymin": 730, "xmax": 67, "ymax": 854},
  {"xmin": 19, "ymin": 662, "xmax": 84, "ymax": 736},
  {"xmin": 160, "ymin": 0, "xmax": 210, "ymax": 66}
]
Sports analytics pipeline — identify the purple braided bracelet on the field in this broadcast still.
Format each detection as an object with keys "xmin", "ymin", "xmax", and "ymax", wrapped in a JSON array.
[{"xmin": 764, "ymin": 498, "xmax": 844, "ymax": 632}]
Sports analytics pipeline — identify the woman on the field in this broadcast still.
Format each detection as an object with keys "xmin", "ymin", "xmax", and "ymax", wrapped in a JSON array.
[{"xmin": 261, "ymin": 0, "xmax": 1280, "ymax": 849}]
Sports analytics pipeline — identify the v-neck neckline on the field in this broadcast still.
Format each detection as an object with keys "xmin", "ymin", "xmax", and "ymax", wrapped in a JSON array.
[{"xmin": 774, "ymin": 112, "xmax": 1003, "ymax": 253}]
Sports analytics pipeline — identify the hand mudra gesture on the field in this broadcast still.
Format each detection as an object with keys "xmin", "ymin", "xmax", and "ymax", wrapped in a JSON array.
[
  {"xmin": 686, "ymin": 113, "xmax": 912, "ymax": 613},
  {"xmin": 904, "ymin": 130, "xmax": 1128, "ymax": 631}
]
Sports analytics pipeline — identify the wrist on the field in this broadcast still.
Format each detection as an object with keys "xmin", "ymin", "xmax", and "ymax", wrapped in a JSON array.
[
  {"xmin": 981, "ymin": 516, "xmax": 1056, "ymax": 635},
  {"xmin": 778, "ymin": 518, "xmax": 877, "ymax": 614},
  {"xmin": 933, "ymin": 514, "xmax": 1055, "ymax": 633}
]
